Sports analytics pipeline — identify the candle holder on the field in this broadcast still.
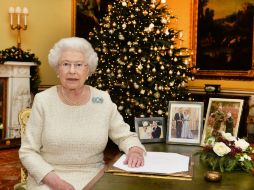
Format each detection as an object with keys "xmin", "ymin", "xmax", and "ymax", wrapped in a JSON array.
[{"xmin": 8, "ymin": 6, "xmax": 29, "ymax": 49}]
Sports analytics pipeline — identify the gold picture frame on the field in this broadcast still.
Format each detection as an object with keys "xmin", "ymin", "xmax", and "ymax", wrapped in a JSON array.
[
  {"xmin": 201, "ymin": 98, "xmax": 244, "ymax": 146},
  {"xmin": 190, "ymin": 0, "xmax": 254, "ymax": 79}
]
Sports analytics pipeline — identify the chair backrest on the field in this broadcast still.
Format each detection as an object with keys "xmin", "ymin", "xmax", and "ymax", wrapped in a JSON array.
[
  {"xmin": 19, "ymin": 108, "xmax": 31, "ymax": 138},
  {"xmin": 18, "ymin": 108, "xmax": 31, "ymax": 184}
]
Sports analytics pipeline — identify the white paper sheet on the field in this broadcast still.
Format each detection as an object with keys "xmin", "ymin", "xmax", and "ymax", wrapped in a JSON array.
[{"xmin": 113, "ymin": 152, "xmax": 189, "ymax": 174}]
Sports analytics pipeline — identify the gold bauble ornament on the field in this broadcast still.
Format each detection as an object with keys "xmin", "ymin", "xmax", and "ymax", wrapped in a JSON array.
[
  {"xmin": 143, "ymin": 10, "xmax": 148, "ymax": 16},
  {"xmin": 141, "ymin": 57, "xmax": 146, "ymax": 62},
  {"xmin": 158, "ymin": 110, "xmax": 163, "ymax": 115},
  {"xmin": 140, "ymin": 89, "xmax": 145, "ymax": 94},
  {"xmin": 122, "ymin": 1, "xmax": 127, "ymax": 6},
  {"xmin": 139, "ymin": 104, "xmax": 145, "ymax": 109},
  {"xmin": 165, "ymin": 86, "xmax": 170, "ymax": 91},
  {"xmin": 134, "ymin": 83, "xmax": 139, "ymax": 89},
  {"xmin": 138, "ymin": 64, "xmax": 143, "ymax": 70},
  {"xmin": 118, "ymin": 105, "xmax": 124, "ymax": 111},
  {"xmin": 154, "ymin": 92, "xmax": 160, "ymax": 98},
  {"xmin": 158, "ymin": 86, "xmax": 163, "ymax": 90},
  {"xmin": 147, "ymin": 77, "xmax": 153, "ymax": 82}
]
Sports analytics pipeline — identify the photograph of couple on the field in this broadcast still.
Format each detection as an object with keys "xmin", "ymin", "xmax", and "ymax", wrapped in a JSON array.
[
  {"xmin": 174, "ymin": 108, "xmax": 196, "ymax": 139},
  {"xmin": 167, "ymin": 102, "xmax": 203, "ymax": 145},
  {"xmin": 135, "ymin": 117, "xmax": 165, "ymax": 143}
]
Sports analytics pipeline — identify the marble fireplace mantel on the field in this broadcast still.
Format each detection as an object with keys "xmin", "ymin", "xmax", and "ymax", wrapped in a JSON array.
[{"xmin": 0, "ymin": 61, "xmax": 35, "ymax": 139}]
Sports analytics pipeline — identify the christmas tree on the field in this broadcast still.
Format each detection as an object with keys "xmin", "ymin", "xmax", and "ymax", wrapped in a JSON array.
[{"xmin": 88, "ymin": 0, "xmax": 194, "ymax": 127}]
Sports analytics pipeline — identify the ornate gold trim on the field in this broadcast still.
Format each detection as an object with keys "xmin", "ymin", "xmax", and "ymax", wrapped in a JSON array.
[{"xmin": 71, "ymin": 0, "xmax": 76, "ymax": 36}]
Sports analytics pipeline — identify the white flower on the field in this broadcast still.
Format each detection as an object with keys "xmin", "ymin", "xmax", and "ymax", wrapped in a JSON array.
[
  {"xmin": 161, "ymin": 0, "xmax": 166, "ymax": 3},
  {"xmin": 221, "ymin": 131, "xmax": 236, "ymax": 142},
  {"xmin": 213, "ymin": 142, "xmax": 231, "ymax": 156},
  {"xmin": 235, "ymin": 139, "xmax": 250, "ymax": 151},
  {"xmin": 243, "ymin": 154, "xmax": 252, "ymax": 161},
  {"xmin": 239, "ymin": 156, "xmax": 244, "ymax": 162}
]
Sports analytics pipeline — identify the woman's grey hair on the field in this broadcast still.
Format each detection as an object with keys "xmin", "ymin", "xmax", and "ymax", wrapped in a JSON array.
[{"xmin": 48, "ymin": 37, "xmax": 98, "ymax": 76}]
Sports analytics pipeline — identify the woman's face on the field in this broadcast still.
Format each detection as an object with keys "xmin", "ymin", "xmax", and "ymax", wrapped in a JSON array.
[{"xmin": 57, "ymin": 49, "xmax": 89, "ymax": 90}]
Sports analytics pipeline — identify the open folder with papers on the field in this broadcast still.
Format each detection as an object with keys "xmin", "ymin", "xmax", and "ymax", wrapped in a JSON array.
[{"xmin": 106, "ymin": 152, "xmax": 193, "ymax": 180}]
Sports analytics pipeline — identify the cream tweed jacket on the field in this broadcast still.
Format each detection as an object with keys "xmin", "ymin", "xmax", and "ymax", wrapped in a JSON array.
[{"xmin": 19, "ymin": 86, "xmax": 145, "ymax": 190}]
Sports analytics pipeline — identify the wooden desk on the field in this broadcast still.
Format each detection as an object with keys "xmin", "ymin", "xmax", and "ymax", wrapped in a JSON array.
[{"xmin": 86, "ymin": 144, "xmax": 254, "ymax": 190}]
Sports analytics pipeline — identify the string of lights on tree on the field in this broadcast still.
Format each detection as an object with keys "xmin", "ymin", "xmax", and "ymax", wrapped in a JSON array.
[{"xmin": 88, "ymin": 0, "xmax": 194, "ymax": 126}]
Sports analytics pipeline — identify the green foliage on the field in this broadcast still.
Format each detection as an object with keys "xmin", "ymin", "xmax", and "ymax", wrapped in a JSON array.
[
  {"xmin": 0, "ymin": 46, "xmax": 41, "ymax": 95},
  {"xmin": 196, "ymin": 150, "xmax": 253, "ymax": 173},
  {"xmin": 87, "ymin": 0, "xmax": 194, "ymax": 126}
]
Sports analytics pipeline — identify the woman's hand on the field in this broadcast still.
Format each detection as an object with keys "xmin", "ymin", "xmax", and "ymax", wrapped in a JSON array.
[
  {"xmin": 123, "ymin": 146, "xmax": 145, "ymax": 168},
  {"xmin": 42, "ymin": 171, "xmax": 75, "ymax": 190}
]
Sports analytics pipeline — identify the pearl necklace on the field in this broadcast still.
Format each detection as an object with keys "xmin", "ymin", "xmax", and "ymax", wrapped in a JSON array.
[{"xmin": 60, "ymin": 86, "xmax": 86, "ymax": 106}]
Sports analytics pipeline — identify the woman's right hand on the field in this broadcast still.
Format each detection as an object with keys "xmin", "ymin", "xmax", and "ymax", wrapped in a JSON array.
[{"xmin": 42, "ymin": 171, "xmax": 75, "ymax": 190}]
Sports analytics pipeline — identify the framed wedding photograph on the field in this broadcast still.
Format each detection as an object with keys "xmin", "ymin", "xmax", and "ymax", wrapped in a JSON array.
[
  {"xmin": 201, "ymin": 98, "xmax": 244, "ymax": 145},
  {"xmin": 167, "ymin": 101, "xmax": 204, "ymax": 145},
  {"xmin": 135, "ymin": 117, "xmax": 165, "ymax": 143}
]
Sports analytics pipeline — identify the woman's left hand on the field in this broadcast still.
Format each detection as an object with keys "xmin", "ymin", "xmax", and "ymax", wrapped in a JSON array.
[{"xmin": 123, "ymin": 147, "xmax": 144, "ymax": 168}]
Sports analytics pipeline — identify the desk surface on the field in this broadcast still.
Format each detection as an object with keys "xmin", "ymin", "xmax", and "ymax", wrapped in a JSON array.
[{"xmin": 90, "ymin": 144, "xmax": 254, "ymax": 190}]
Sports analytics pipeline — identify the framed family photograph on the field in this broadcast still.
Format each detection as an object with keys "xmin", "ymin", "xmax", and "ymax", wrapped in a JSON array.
[
  {"xmin": 201, "ymin": 98, "xmax": 244, "ymax": 145},
  {"xmin": 135, "ymin": 117, "xmax": 165, "ymax": 143},
  {"xmin": 167, "ymin": 101, "xmax": 204, "ymax": 145}
]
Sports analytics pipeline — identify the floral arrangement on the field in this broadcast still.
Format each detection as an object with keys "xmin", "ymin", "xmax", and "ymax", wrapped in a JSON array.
[
  {"xmin": 195, "ymin": 131, "xmax": 254, "ymax": 173},
  {"xmin": 0, "ymin": 46, "xmax": 41, "ymax": 95}
]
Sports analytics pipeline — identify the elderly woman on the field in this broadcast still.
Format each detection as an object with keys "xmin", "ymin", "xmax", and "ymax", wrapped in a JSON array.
[{"xmin": 19, "ymin": 37, "xmax": 145, "ymax": 190}]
